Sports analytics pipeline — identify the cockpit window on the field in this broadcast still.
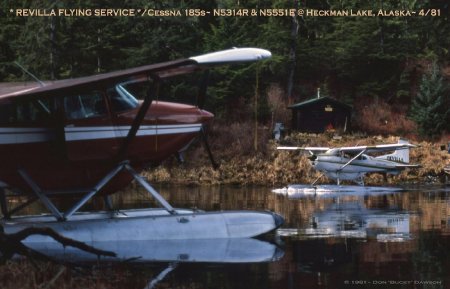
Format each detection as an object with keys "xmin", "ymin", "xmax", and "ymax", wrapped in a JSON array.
[
  {"xmin": 107, "ymin": 84, "xmax": 139, "ymax": 113},
  {"xmin": 64, "ymin": 91, "xmax": 106, "ymax": 120}
]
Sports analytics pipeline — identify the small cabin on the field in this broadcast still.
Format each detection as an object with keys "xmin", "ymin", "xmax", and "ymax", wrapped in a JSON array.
[{"xmin": 289, "ymin": 96, "xmax": 352, "ymax": 133}]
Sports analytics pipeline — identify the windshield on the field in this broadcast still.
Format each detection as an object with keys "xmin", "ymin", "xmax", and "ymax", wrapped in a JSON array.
[{"xmin": 108, "ymin": 84, "xmax": 139, "ymax": 112}]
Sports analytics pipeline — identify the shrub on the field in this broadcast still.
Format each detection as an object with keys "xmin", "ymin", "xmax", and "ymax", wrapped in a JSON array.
[{"xmin": 410, "ymin": 63, "xmax": 450, "ymax": 139}]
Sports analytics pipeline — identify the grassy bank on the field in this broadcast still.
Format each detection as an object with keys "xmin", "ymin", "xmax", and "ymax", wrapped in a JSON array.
[{"xmin": 144, "ymin": 122, "xmax": 449, "ymax": 186}]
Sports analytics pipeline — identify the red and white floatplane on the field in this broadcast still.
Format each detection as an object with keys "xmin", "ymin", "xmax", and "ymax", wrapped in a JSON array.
[{"xmin": 0, "ymin": 48, "xmax": 283, "ymax": 244}]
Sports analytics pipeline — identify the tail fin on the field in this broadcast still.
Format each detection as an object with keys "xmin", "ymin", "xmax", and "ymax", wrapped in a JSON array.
[{"xmin": 376, "ymin": 139, "xmax": 411, "ymax": 163}]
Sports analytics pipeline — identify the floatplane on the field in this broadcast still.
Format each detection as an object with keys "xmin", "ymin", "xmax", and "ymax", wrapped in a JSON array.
[
  {"xmin": 0, "ymin": 48, "xmax": 283, "ymax": 244},
  {"xmin": 278, "ymin": 139, "xmax": 419, "ymax": 186}
]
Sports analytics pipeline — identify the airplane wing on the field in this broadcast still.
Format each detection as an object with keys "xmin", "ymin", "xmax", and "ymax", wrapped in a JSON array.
[
  {"xmin": 277, "ymin": 146, "xmax": 330, "ymax": 155},
  {"xmin": 277, "ymin": 142, "xmax": 416, "ymax": 156},
  {"xmin": 338, "ymin": 143, "xmax": 417, "ymax": 154},
  {"xmin": 0, "ymin": 47, "xmax": 271, "ymax": 100}
]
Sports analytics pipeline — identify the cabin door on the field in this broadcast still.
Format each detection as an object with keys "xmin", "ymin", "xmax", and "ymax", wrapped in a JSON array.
[{"xmin": 63, "ymin": 91, "xmax": 119, "ymax": 161}]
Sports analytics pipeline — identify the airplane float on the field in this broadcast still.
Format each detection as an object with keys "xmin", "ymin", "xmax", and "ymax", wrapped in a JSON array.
[
  {"xmin": 0, "ymin": 48, "xmax": 284, "ymax": 243},
  {"xmin": 278, "ymin": 139, "xmax": 420, "ymax": 185}
]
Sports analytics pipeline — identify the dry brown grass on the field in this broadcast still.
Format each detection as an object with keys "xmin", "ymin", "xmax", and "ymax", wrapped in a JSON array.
[
  {"xmin": 145, "ymin": 124, "xmax": 449, "ymax": 186},
  {"xmin": 354, "ymin": 99, "xmax": 417, "ymax": 137}
]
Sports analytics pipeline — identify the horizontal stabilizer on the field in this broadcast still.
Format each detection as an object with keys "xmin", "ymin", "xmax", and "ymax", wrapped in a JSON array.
[
  {"xmin": 395, "ymin": 164, "xmax": 421, "ymax": 168},
  {"xmin": 375, "ymin": 139, "xmax": 417, "ymax": 164}
]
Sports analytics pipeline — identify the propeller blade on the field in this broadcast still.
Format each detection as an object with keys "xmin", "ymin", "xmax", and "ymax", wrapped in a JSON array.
[{"xmin": 200, "ymin": 126, "xmax": 219, "ymax": 170}]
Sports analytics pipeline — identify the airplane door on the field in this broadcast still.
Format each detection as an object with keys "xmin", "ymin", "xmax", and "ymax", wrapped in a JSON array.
[{"xmin": 62, "ymin": 91, "xmax": 119, "ymax": 161}]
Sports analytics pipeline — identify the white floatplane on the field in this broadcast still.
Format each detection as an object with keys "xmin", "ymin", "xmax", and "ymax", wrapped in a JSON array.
[
  {"xmin": 278, "ymin": 139, "xmax": 420, "ymax": 185},
  {"xmin": 0, "ymin": 48, "xmax": 283, "ymax": 243}
]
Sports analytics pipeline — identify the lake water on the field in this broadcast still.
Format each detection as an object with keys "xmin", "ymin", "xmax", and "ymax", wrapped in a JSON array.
[
  {"xmin": 100, "ymin": 184, "xmax": 449, "ymax": 289},
  {"xmin": 9, "ymin": 184, "xmax": 450, "ymax": 288}
]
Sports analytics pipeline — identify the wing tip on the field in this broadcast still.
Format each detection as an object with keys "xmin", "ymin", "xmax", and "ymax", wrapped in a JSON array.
[{"xmin": 190, "ymin": 47, "xmax": 272, "ymax": 64}]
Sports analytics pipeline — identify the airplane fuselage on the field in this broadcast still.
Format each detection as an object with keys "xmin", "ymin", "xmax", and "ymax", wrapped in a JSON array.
[
  {"xmin": 0, "ymin": 90, "xmax": 213, "ymax": 196},
  {"xmin": 312, "ymin": 154, "xmax": 403, "ymax": 181},
  {"xmin": 0, "ymin": 47, "xmax": 273, "ymax": 200}
]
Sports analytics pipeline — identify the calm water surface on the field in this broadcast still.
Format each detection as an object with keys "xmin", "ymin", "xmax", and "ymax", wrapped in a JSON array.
[
  {"xmin": 13, "ymin": 184, "xmax": 450, "ymax": 289},
  {"xmin": 102, "ymin": 184, "xmax": 450, "ymax": 289}
]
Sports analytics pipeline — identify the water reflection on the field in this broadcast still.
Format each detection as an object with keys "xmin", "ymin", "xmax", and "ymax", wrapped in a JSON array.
[
  {"xmin": 4, "ymin": 185, "xmax": 450, "ymax": 288},
  {"xmin": 279, "ymin": 201, "xmax": 411, "ymax": 241},
  {"xmin": 27, "ymin": 238, "xmax": 283, "ymax": 263},
  {"xmin": 133, "ymin": 185, "xmax": 449, "ymax": 288},
  {"xmin": 272, "ymin": 184, "xmax": 403, "ymax": 199}
]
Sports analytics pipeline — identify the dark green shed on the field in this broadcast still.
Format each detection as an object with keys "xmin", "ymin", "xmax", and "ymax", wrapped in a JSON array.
[{"xmin": 288, "ymin": 96, "xmax": 352, "ymax": 133}]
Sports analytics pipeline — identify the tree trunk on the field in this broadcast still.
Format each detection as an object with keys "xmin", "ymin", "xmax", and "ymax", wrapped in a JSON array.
[{"xmin": 286, "ymin": 0, "xmax": 299, "ymax": 103}]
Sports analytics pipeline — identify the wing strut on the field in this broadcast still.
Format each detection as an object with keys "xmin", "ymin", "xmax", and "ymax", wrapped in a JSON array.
[
  {"xmin": 200, "ymin": 126, "xmax": 219, "ymax": 169},
  {"xmin": 338, "ymin": 149, "xmax": 366, "ymax": 171},
  {"xmin": 196, "ymin": 69, "xmax": 219, "ymax": 169},
  {"xmin": 116, "ymin": 77, "xmax": 159, "ymax": 160}
]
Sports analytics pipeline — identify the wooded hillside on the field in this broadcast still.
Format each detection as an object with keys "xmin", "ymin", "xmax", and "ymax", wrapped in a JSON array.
[{"xmin": 1, "ymin": 0, "xmax": 449, "ymax": 137}]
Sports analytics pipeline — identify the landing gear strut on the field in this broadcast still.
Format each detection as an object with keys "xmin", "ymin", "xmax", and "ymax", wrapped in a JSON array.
[{"xmin": 9, "ymin": 161, "xmax": 176, "ymax": 221}]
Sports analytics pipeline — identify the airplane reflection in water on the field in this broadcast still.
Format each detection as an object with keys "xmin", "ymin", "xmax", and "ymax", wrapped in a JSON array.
[
  {"xmin": 25, "ymin": 238, "xmax": 283, "ymax": 263},
  {"xmin": 278, "ymin": 201, "xmax": 410, "ymax": 242},
  {"xmin": 273, "ymin": 184, "xmax": 402, "ymax": 199},
  {"xmin": 24, "ymin": 238, "xmax": 284, "ymax": 289}
]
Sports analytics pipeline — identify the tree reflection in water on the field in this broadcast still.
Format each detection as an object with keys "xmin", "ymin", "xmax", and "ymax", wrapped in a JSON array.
[{"xmin": 1, "ymin": 185, "xmax": 449, "ymax": 289}]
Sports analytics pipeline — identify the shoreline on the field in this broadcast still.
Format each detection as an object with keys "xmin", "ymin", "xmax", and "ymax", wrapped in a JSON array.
[{"xmin": 144, "ymin": 132, "xmax": 450, "ymax": 187}]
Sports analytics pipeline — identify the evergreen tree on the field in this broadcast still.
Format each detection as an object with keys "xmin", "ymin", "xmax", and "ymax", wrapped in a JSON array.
[{"xmin": 410, "ymin": 63, "xmax": 450, "ymax": 138}]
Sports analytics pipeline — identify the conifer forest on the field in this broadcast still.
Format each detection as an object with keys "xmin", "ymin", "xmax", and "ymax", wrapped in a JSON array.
[{"xmin": 0, "ymin": 0, "xmax": 449, "ymax": 138}]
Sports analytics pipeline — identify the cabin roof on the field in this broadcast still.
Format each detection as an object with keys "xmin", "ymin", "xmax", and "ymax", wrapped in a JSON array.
[{"xmin": 288, "ymin": 96, "xmax": 352, "ymax": 110}]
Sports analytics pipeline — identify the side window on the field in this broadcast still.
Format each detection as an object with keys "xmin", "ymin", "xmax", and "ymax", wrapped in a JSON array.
[
  {"xmin": 16, "ymin": 101, "xmax": 42, "ymax": 122},
  {"xmin": 356, "ymin": 155, "xmax": 367, "ymax": 161},
  {"xmin": 64, "ymin": 91, "xmax": 106, "ymax": 120},
  {"xmin": 0, "ymin": 98, "xmax": 53, "ymax": 124},
  {"xmin": 0, "ymin": 101, "xmax": 15, "ymax": 124}
]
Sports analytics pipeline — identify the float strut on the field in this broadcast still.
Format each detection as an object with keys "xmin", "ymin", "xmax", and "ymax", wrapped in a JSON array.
[
  {"xmin": 311, "ymin": 172, "xmax": 324, "ymax": 186},
  {"xmin": 125, "ymin": 164, "xmax": 177, "ymax": 214},
  {"xmin": 104, "ymin": 195, "xmax": 114, "ymax": 211},
  {"xmin": 17, "ymin": 161, "xmax": 176, "ymax": 221},
  {"xmin": 18, "ymin": 168, "xmax": 65, "ymax": 221},
  {"xmin": 146, "ymin": 263, "xmax": 178, "ymax": 289},
  {"xmin": 63, "ymin": 161, "xmax": 126, "ymax": 219}
]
